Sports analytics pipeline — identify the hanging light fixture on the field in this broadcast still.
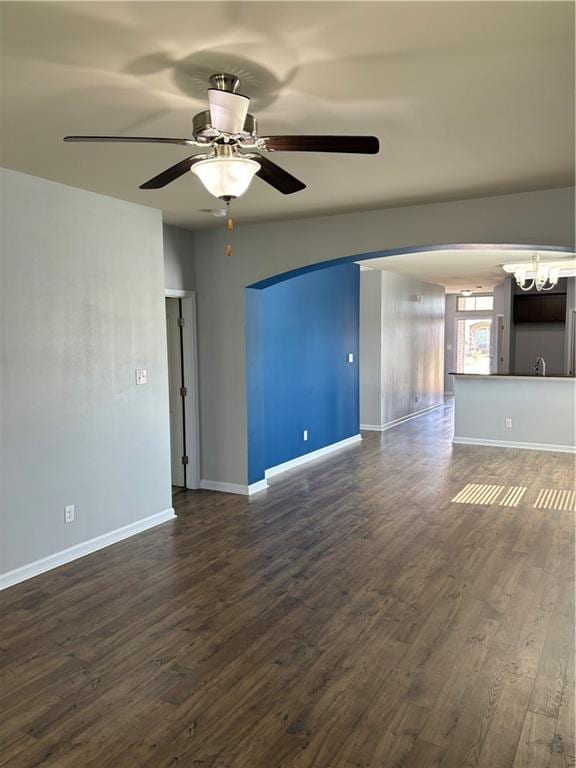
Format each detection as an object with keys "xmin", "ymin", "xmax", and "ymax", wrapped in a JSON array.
[
  {"xmin": 502, "ymin": 252, "xmax": 561, "ymax": 292},
  {"xmin": 191, "ymin": 144, "xmax": 259, "ymax": 202}
]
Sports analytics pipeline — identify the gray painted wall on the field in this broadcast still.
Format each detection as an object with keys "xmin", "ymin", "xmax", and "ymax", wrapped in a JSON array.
[
  {"xmin": 163, "ymin": 224, "xmax": 196, "ymax": 291},
  {"xmin": 566, "ymin": 278, "xmax": 576, "ymax": 375},
  {"xmin": 381, "ymin": 271, "xmax": 445, "ymax": 422},
  {"xmin": 359, "ymin": 270, "xmax": 382, "ymax": 426},
  {"xmin": 493, "ymin": 278, "xmax": 514, "ymax": 374},
  {"xmin": 360, "ymin": 270, "xmax": 444, "ymax": 427},
  {"xmin": 444, "ymin": 294, "xmax": 457, "ymax": 394},
  {"xmin": 514, "ymin": 325, "xmax": 565, "ymax": 375},
  {"xmin": 454, "ymin": 376, "xmax": 575, "ymax": 448},
  {"xmin": 194, "ymin": 186, "xmax": 574, "ymax": 485},
  {"xmin": 0, "ymin": 168, "xmax": 171, "ymax": 574}
]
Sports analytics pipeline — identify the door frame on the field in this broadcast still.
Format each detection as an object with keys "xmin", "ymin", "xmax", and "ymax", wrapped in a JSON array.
[
  {"xmin": 165, "ymin": 289, "xmax": 200, "ymax": 490},
  {"xmin": 566, "ymin": 308, "xmax": 576, "ymax": 376},
  {"xmin": 495, "ymin": 313, "xmax": 505, "ymax": 373}
]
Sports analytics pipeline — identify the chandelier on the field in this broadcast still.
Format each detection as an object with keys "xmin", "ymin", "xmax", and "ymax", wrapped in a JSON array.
[{"xmin": 503, "ymin": 252, "xmax": 560, "ymax": 292}]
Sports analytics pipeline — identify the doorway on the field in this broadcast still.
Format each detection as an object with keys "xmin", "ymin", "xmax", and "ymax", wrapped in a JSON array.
[
  {"xmin": 165, "ymin": 291, "xmax": 200, "ymax": 490},
  {"xmin": 455, "ymin": 316, "xmax": 493, "ymax": 374}
]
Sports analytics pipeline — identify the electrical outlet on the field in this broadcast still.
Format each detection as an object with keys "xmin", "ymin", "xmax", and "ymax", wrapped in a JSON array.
[
  {"xmin": 64, "ymin": 505, "xmax": 75, "ymax": 524},
  {"xmin": 505, "ymin": 418, "xmax": 512, "ymax": 429},
  {"xmin": 303, "ymin": 429, "xmax": 308, "ymax": 441},
  {"xmin": 135, "ymin": 369, "xmax": 148, "ymax": 385}
]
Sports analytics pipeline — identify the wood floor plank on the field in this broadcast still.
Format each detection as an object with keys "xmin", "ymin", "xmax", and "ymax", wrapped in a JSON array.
[
  {"xmin": 0, "ymin": 402, "xmax": 573, "ymax": 767},
  {"xmin": 512, "ymin": 711, "xmax": 557, "ymax": 768},
  {"xmin": 549, "ymin": 622, "xmax": 575, "ymax": 768},
  {"xmin": 474, "ymin": 672, "xmax": 535, "ymax": 768},
  {"xmin": 405, "ymin": 740, "xmax": 446, "ymax": 768},
  {"xmin": 530, "ymin": 579, "xmax": 575, "ymax": 719}
]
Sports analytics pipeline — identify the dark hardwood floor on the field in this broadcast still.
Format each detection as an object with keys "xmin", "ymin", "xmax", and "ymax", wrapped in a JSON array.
[{"xmin": 1, "ymin": 403, "xmax": 574, "ymax": 767}]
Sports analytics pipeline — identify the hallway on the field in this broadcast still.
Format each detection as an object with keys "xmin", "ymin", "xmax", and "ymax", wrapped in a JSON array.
[{"xmin": 1, "ymin": 404, "xmax": 574, "ymax": 767}]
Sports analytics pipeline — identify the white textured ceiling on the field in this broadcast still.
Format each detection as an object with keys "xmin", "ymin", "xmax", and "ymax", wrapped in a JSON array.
[
  {"xmin": 362, "ymin": 248, "xmax": 576, "ymax": 293},
  {"xmin": 0, "ymin": 1, "xmax": 574, "ymax": 229}
]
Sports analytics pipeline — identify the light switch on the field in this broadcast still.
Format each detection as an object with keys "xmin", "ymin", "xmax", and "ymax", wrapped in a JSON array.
[
  {"xmin": 303, "ymin": 429, "xmax": 309, "ymax": 441},
  {"xmin": 136, "ymin": 369, "xmax": 148, "ymax": 385},
  {"xmin": 347, "ymin": 353, "xmax": 354, "ymax": 363}
]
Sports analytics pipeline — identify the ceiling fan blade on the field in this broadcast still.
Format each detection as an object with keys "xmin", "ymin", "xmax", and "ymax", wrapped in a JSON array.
[
  {"xmin": 208, "ymin": 90, "xmax": 250, "ymax": 134},
  {"xmin": 139, "ymin": 155, "xmax": 207, "ymax": 190},
  {"xmin": 262, "ymin": 135, "xmax": 380, "ymax": 154},
  {"xmin": 249, "ymin": 153, "xmax": 306, "ymax": 195},
  {"xmin": 64, "ymin": 135, "xmax": 199, "ymax": 146}
]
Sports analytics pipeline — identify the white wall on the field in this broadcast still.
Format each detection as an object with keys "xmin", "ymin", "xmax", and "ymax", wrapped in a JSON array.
[
  {"xmin": 360, "ymin": 270, "xmax": 444, "ymax": 428},
  {"xmin": 0, "ymin": 168, "xmax": 172, "ymax": 577},
  {"xmin": 163, "ymin": 224, "xmax": 196, "ymax": 291},
  {"xmin": 193, "ymin": 187, "xmax": 574, "ymax": 485}
]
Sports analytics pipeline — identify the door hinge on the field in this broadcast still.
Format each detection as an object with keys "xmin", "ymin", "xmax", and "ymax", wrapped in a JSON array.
[
  {"xmin": 180, "ymin": 386, "xmax": 187, "ymax": 397},
  {"xmin": 177, "ymin": 317, "xmax": 185, "ymax": 328},
  {"xmin": 181, "ymin": 455, "xmax": 189, "ymax": 465}
]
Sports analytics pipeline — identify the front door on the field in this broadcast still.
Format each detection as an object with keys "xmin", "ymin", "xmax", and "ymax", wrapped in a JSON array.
[{"xmin": 455, "ymin": 317, "xmax": 493, "ymax": 374}]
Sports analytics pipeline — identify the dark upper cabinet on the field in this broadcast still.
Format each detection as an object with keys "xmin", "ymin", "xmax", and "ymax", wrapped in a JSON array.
[{"xmin": 513, "ymin": 293, "xmax": 567, "ymax": 323}]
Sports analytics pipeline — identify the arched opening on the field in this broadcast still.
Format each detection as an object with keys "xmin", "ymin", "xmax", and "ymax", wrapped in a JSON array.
[{"xmin": 245, "ymin": 243, "xmax": 574, "ymax": 486}]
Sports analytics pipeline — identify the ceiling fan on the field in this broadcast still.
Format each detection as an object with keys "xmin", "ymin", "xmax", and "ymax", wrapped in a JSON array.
[{"xmin": 64, "ymin": 73, "xmax": 380, "ymax": 202}]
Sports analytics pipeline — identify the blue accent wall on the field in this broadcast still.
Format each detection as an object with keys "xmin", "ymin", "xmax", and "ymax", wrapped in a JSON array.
[{"xmin": 245, "ymin": 262, "xmax": 360, "ymax": 483}]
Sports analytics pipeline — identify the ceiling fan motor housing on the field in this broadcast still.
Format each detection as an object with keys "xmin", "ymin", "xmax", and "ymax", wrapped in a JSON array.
[
  {"xmin": 209, "ymin": 73, "xmax": 240, "ymax": 93},
  {"xmin": 192, "ymin": 110, "xmax": 258, "ymax": 142}
]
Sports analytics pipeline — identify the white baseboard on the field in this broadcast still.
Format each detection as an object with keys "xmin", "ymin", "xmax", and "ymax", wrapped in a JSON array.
[
  {"xmin": 265, "ymin": 434, "xmax": 362, "ymax": 479},
  {"xmin": 0, "ymin": 508, "xmax": 176, "ymax": 591},
  {"xmin": 200, "ymin": 479, "xmax": 269, "ymax": 496},
  {"xmin": 453, "ymin": 436, "xmax": 576, "ymax": 454},
  {"xmin": 361, "ymin": 402, "xmax": 444, "ymax": 433}
]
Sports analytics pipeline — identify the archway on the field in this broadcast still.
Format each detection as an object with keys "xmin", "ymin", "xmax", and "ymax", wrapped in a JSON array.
[{"xmin": 245, "ymin": 243, "xmax": 573, "ymax": 488}]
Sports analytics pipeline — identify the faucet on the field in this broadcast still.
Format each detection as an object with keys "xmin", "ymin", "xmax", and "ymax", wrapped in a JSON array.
[{"xmin": 534, "ymin": 357, "xmax": 546, "ymax": 377}]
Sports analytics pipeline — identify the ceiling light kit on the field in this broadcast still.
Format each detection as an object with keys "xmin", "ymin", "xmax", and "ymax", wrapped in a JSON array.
[
  {"xmin": 190, "ymin": 144, "xmax": 260, "ymax": 201},
  {"xmin": 502, "ymin": 252, "xmax": 576, "ymax": 292},
  {"xmin": 460, "ymin": 289, "xmax": 473, "ymax": 297}
]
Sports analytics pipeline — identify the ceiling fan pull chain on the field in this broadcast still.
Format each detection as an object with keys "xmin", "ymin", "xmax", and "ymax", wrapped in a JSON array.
[{"xmin": 224, "ymin": 201, "xmax": 234, "ymax": 256}]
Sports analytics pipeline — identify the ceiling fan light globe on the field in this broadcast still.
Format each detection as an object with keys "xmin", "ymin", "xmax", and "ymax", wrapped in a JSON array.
[{"xmin": 191, "ymin": 157, "xmax": 259, "ymax": 200}]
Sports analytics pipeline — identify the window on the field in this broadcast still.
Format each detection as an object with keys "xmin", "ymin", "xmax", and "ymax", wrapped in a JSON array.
[{"xmin": 457, "ymin": 295, "xmax": 494, "ymax": 312}]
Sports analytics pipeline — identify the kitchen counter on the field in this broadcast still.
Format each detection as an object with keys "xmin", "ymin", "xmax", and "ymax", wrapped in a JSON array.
[
  {"xmin": 451, "ymin": 374, "xmax": 575, "ymax": 453},
  {"xmin": 450, "ymin": 373, "xmax": 575, "ymax": 381}
]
